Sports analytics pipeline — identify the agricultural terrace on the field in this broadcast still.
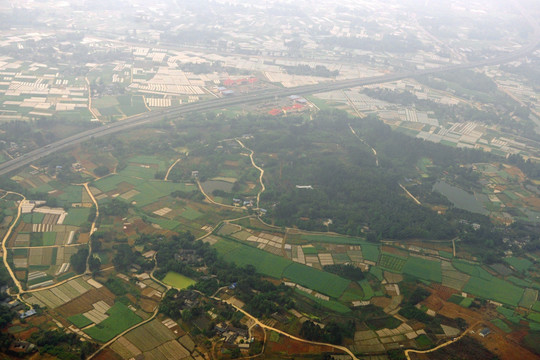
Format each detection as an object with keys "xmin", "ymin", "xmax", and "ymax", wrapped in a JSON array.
[
  {"xmin": 5, "ymin": 178, "xmax": 94, "ymax": 288},
  {"xmin": 214, "ymin": 219, "xmax": 540, "ymax": 325}
]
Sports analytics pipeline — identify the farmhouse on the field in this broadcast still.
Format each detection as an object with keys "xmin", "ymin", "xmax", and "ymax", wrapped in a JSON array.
[{"xmin": 479, "ymin": 327, "xmax": 492, "ymax": 337}]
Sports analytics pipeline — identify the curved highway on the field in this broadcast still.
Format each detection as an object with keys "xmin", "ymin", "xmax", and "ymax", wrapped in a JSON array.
[{"xmin": 0, "ymin": 9, "xmax": 538, "ymax": 177}]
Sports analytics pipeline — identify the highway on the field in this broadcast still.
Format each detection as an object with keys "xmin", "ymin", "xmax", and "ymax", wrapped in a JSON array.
[{"xmin": 0, "ymin": 9, "xmax": 539, "ymax": 177}]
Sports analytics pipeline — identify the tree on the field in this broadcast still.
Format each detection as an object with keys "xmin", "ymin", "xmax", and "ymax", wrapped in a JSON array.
[
  {"xmin": 88, "ymin": 256, "xmax": 101, "ymax": 275},
  {"xmin": 70, "ymin": 248, "xmax": 89, "ymax": 274},
  {"xmin": 93, "ymin": 165, "xmax": 110, "ymax": 177}
]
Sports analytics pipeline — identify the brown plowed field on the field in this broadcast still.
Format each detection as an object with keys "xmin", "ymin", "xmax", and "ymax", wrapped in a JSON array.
[
  {"xmin": 55, "ymin": 287, "xmax": 116, "ymax": 318},
  {"xmin": 268, "ymin": 336, "xmax": 338, "ymax": 355}
]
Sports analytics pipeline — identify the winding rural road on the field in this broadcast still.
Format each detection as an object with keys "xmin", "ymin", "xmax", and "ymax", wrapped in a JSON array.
[
  {"xmin": 1, "ymin": 191, "xmax": 26, "ymax": 296},
  {"xmin": 235, "ymin": 139, "xmax": 265, "ymax": 210},
  {"xmin": 404, "ymin": 321, "xmax": 481, "ymax": 360},
  {"xmin": 83, "ymin": 182, "xmax": 100, "ymax": 274}
]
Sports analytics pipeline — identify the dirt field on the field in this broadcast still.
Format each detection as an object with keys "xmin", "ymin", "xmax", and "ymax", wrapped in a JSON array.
[
  {"xmin": 381, "ymin": 246, "xmax": 409, "ymax": 257},
  {"xmin": 55, "ymin": 287, "xmax": 116, "ymax": 318},
  {"xmin": 267, "ymin": 336, "xmax": 338, "ymax": 355}
]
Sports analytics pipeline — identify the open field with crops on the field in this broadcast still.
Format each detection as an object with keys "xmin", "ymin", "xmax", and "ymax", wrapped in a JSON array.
[
  {"xmin": 84, "ymin": 302, "xmax": 142, "ymax": 343},
  {"xmin": 162, "ymin": 272, "xmax": 196, "ymax": 289}
]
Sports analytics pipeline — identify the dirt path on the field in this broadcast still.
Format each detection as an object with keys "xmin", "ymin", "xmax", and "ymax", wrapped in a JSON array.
[
  {"xmin": 404, "ymin": 321, "xmax": 481, "ymax": 360},
  {"xmin": 348, "ymin": 124, "xmax": 379, "ymax": 167},
  {"xmin": 216, "ymin": 291, "xmax": 358, "ymax": 360},
  {"xmin": 235, "ymin": 139, "xmax": 265, "ymax": 209},
  {"xmin": 85, "ymin": 76, "xmax": 101, "ymax": 121},
  {"xmin": 196, "ymin": 180, "xmax": 241, "ymax": 211},
  {"xmin": 83, "ymin": 183, "xmax": 100, "ymax": 274},
  {"xmin": 399, "ymin": 183, "xmax": 422, "ymax": 205},
  {"xmin": 1, "ymin": 191, "xmax": 26, "ymax": 296},
  {"xmin": 164, "ymin": 158, "xmax": 181, "ymax": 181}
]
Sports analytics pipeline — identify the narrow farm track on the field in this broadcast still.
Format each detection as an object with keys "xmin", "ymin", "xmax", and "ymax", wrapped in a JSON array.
[
  {"xmin": 164, "ymin": 158, "xmax": 181, "ymax": 181},
  {"xmin": 213, "ymin": 290, "xmax": 359, "ymax": 360},
  {"xmin": 399, "ymin": 183, "xmax": 422, "ymax": 205},
  {"xmin": 83, "ymin": 182, "xmax": 100, "ymax": 274},
  {"xmin": 404, "ymin": 321, "xmax": 481, "ymax": 360},
  {"xmin": 348, "ymin": 124, "xmax": 379, "ymax": 167},
  {"xmin": 235, "ymin": 139, "xmax": 265, "ymax": 209},
  {"xmin": 1, "ymin": 191, "xmax": 26, "ymax": 296},
  {"xmin": 196, "ymin": 179, "xmax": 241, "ymax": 211}
]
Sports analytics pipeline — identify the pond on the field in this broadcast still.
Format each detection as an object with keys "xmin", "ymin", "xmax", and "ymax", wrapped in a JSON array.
[{"xmin": 433, "ymin": 181, "xmax": 487, "ymax": 215}]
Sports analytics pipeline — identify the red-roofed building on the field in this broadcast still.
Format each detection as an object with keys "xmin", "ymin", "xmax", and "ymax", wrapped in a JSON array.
[{"xmin": 268, "ymin": 109, "xmax": 282, "ymax": 116}]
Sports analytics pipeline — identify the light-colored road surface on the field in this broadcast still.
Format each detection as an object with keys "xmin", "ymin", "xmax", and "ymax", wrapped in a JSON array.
[
  {"xmin": 196, "ymin": 179, "xmax": 241, "ymax": 211},
  {"xmin": 164, "ymin": 158, "xmax": 181, "ymax": 181},
  {"xmin": 348, "ymin": 124, "xmax": 379, "ymax": 167},
  {"xmin": 399, "ymin": 183, "xmax": 422, "ymax": 205},
  {"xmin": 83, "ymin": 183, "xmax": 100, "ymax": 274},
  {"xmin": 215, "ymin": 291, "xmax": 358, "ymax": 360},
  {"xmin": 235, "ymin": 139, "xmax": 265, "ymax": 209},
  {"xmin": 1, "ymin": 191, "xmax": 26, "ymax": 296},
  {"xmin": 404, "ymin": 321, "xmax": 481, "ymax": 360}
]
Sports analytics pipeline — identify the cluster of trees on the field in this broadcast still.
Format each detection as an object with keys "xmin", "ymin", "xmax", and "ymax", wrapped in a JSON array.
[
  {"xmin": 29, "ymin": 330, "xmax": 96, "ymax": 360},
  {"xmin": 299, "ymin": 320, "xmax": 355, "ymax": 345},
  {"xmin": 323, "ymin": 264, "xmax": 365, "ymax": 281}
]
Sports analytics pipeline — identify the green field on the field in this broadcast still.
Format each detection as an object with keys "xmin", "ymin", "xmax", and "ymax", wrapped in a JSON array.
[
  {"xmin": 148, "ymin": 217, "xmax": 181, "ymax": 231},
  {"xmin": 452, "ymin": 260, "xmax": 493, "ymax": 280},
  {"xmin": 533, "ymin": 301, "xmax": 540, "ymax": 312},
  {"xmin": 22, "ymin": 213, "xmax": 45, "ymax": 224},
  {"xmin": 84, "ymin": 302, "xmax": 142, "ymax": 342},
  {"xmin": 528, "ymin": 312, "xmax": 540, "ymax": 323},
  {"xmin": 63, "ymin": 208, "xmax": 91, "ymax": 226},
  {"xmin": 131, "ymin": 181, "xmax": 195, "ymax": 207},
  {"xmin": 214, "ymin": 239, "xmax": 292, "ymax": 279},
  {"xmin": 93, "ymin": 175, "xmax": 143, "ymax": 193},
  {"xmin": 68, "ymin": 314, "xmax": 93, "ymax": 328},
  {"xmin": 358, "ymin": 243, "xmax": 378, "ymax": 262},
  {"xmin": 402, "ymin": 257, "xmax": 442, "ymax": 283},
  {"xmin": 162, "ymin": 271, "xmax": 196, "ymax": 289},
  {"xmin": 117, "ymin": 95, "xmax": 148, "ymax": 117},
  {"xmin": 180, "ymin": 207, "xmax": 203, "ymax": 220},
  {"xmin": 491, "ymin": 318, "xmax": 512, "ymax": 333},
  {"xmin": 57, "ymin": 186, "xmax": 83, "ymax": 205},
  {"xmin": 503, "ymin": 257, "xmax": 533, "ymax": 272},
  {"xmin": 118, "ymin": 165, "xmax": 156, "ymax": 180},
  {"xmin": 295, "ymin": 289, "xmax": 351, "ymax": 314},
  {"xmin": 359, "ymin": 279, "xmax": 374, "ymax": 300},
  {"xmin": 496, "ymin": 306, "xmax": 523, "ymax": 324},
  {"xmin": 379, "ymin": 253, "xmax": 407, "ymax": 273},
  {"xmin": 463, "ymin": 276, "xmax": 524, "ymax": 307},
  {"xmin": 282, "ymin": 263, "xmax": 350, "ymax": 298},
  {"xmin": 520, "ymin": 288, "xmax": 538, "ymax": 309},
  {"xmin": 43, "ymin": 232, "xmax": 57, "ymax": 246}
]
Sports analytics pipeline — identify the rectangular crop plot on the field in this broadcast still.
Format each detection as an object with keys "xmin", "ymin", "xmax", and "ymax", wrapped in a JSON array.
[
  {"xmin": 68, "ymin": 314, "xmax": 93, "ymax": 328},
  {"xmin": 360, "ymin": 243, "xmax": 380, "ymax": 262},
  {"xmin": 143, "ymin": 340, "xmax": 190, "ymax": 360},
  {"xmin": 43, "ymin": 232, "xmax": 57, "ymax": 246},
  {"xmin": 519, "ymin": 288, "xmax": 538, "ymax": 309},
  {"xmin": 491, "ymin": 318, "xmax": 512, "ymax": 333},
  {"xmin": 180, "ymin": 207, "xmax": 202, "ymax": 220},
  {"xmin": 379, "ymin": 254, "xmax": 407, "ymax": 273},
  {"xmin": 283, "ymin": 263, "xmax": 350, "ymax": 298},
  {"xmin": 124, "ymin": 319, "xmax": 176, "ymax": 352},
  {"xmin": 402, "ymin": 257, "xmax": 442, "ymax": 283},
  {"xmin": 504, "ymin": 257, "xmax": 533, "ymax": 272},
  {"xmin": 463, "ymin": 276, "xmax": 524, "ymax": 307},
  {"xmin": 162, "ymin": 272, "xmax": 196, "ymax": 289},
  {"xmin": 84, "ymin": 302, "xmax": 142, "ymax": 343},
  {"xmin": 111, "ymin": 336, "xmax": 141, "ymax": 359},
  {"xmin": 63, "ymin": 208, "xmax": 91, "ymax": 226},
  {"xmin": 215, "ymin": 239, "xmax": 292, "ymax": 279},
  {"xmin": 452, "ymin": 260, "xmax": 493, "ymax": 280}
]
